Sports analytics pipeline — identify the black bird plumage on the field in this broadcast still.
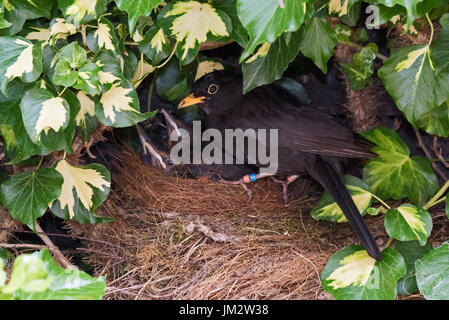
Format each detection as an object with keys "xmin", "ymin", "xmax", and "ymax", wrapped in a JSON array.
[{"xmin": 179, "ymin": 70, "xmax": 381, "ymax": 261}]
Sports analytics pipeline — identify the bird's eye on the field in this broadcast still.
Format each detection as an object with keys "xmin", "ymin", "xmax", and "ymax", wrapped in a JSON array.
[{"xmin": 208, "ymin": 84, "xmax": 219, "ymax": 95}]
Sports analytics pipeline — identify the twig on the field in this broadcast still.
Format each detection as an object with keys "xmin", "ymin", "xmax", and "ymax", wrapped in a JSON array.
[
  {"xmin": 35, "ymin": 221, "xmax": 76, "ymax": 270},
  {"xmin": 433, "ymin": 136, "xmax": 449, "ymax": 169},
  {"xmin": 414, "ymin": 128, "xmax": 448, "ymax": 180},
  {"xmin": 0, "ymin": 243, "xmax": 46, "ymax": 250}
]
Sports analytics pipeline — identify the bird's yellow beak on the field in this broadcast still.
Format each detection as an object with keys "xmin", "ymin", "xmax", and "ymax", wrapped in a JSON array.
[{"xmin": 178, "ymin": 94, "xmax": 206, "ymax": 109}]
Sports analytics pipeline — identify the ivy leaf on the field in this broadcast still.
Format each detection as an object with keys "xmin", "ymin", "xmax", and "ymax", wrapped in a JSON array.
[
  {"xmin": 2, "ymin": 249, "xmax": 106, "ymax": 300},
  {"xmin": 340, "ymin": 43, "xmax": 378, "ymax": 90},
  {"xmin": 0, "ymin": 3, "xmax": 11, "ymax": 29},
  {"xmin": 115, "ymin": 0, "xmax": 163, "ymax": 34},
  {"xmin": 195, "ymin": 59, "xmax": 224, "ymax": 82},
  {"xmin": 328, "ymin": 0, "xmax": 361, "ymax": 17},
  {"xmin": 366, "ymin": 0, "xmax": 426, "ymax": 30},
  {"xmin": 0, "ymin": 37, "xmax": 42, "ymax": 95},
  {"xmin": 138, "ymin": 26, "xmax": 172, "ymax": 65},
  {"xmin": 395, "ymin": 240, "xmax": 432, "ymax": 295},
  {"xmin": 312, "ymin": 175, "xmax": 373, "ymax": 223},
  {"xmin": 20, "ymin": 88, "xmax": 71, "ymax": 150},
  {"xmin": 213, "ymin": 0, "xmax": 248, "ymax": 46},
  {"xmin": 362, "ymin": 126, "xmax": 439, "ymax": 206},
  {"xmin": 0, "ymin": 81, "xmax": 48, "ymax": 163},
  {"xmin": 74, "ymin": 91, "xmax": 97, "ymax": 141},
  {"xmin": 52, "ymin": 42, "xmax": 88, "ymax": 86},
  {"xmin": 87, "ymin": 17, "xmax": 121, "ymax": 54},
  {"xmin": 378, "ymin": 44, "xmax": 449, "ymax": 125},
  {"xmin": 237, "ymin": 0, "xmax": 311, "ymax": 63},
  {"xmin": 242, "ymin": 31, "xmax": 302, "ymax": 93},
  {"xmin": 321, "ymin": 245, "xmax": 406, "ymax": 300},
  {"xmin": 385, "ymin": 204, "xmax": 432, "ymax": 245},
  {"xmin": 96, "ymin": 81, "xmax": 153, "ymax": 127},
  {"xmin": 51, "ymin": 160, "xmax": 113, "ymax": 224},
  {"xmin": 73, "ymin": 62, "xmax": 101, "ymax": 96},
  {"xmin": 158, "ymin": 1, "xmax": 231, "ymax": 65},
  {"xmin": 415, "ymin": 243, "xmax": 449, "ymax": 300},
  {"xmin": 58, "ymin": 0, "xmax": 107, "ymax": 27},
  {"xmin": 131, "ymin": 57, "xmax": 156, "ymax": 88},
  {"xmin": 0, "ymin": 168, "xmax": 63, "ymax": 231},
  {"xmin": 299, "ymin": 17, "xmax": 337, "ymax": 73}
]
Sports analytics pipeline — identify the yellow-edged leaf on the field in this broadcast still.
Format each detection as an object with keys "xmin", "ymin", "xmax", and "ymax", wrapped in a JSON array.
[
  {"xmin": 35, "ymin": 97, "xmax": 68, "ymax": 138},
  {"xmin": 100, "ymin": 83, "xmax": 138, "ymax": 122},
  {"xmin": 75, "ymin": 91, "xmax": 95, "ymax": 126},
  {"xmin": 195, "ymin": 60, "xmax": 224, "ymax": 81}
]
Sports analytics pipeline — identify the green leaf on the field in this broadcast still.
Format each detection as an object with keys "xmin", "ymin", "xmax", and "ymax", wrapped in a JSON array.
[
  {"xmin": 378, "ymin": 44, "xmax": 449, "ymax": 125},
  {"xmin": 340, "ymin": 43, "xmax": 378, "ymax": 90},
  {"xmin": 299, "ymin": 17, "xmax": 337, "ymax": 73},
  {"xmin": 0, "ymin": 36, "xmax": 42, "ymax": 94},
  {"xmin": 20, "ymin": 88, "xmax": 72, "ymax": 151},
  {"xmin": 415, "ymin": 243, "xmax": 449, "ymax": 300},
  {"xmin": 73, "ymin": 62, "xmax": 101, "ymax": 96},
  {"xmin": 52, "ymin": 42, "xmax": 88, "ymax": 87},
  {"xmin": 87, "ymin": 17, "xmax": 121, "ymax": 54},
  {"xmin": 237, "ymin": 0, "xmax": 311, "ymax": 62},
  {"xmin": 213, "ymin": 0, "xmax": 248, "ymax": 46},
  {"xmin": 0, "ymin": 3, "xmax": 11, "ymax": 29},
  {"xmin": 321, "ymin": 245, "xmax": 406, "ymax": 300},
  {"xmin": 242, "ymin": 31, "xmax": 302, "ymax": 93},
  {"xmin": 312, "ymin": 175, "xmax": 373, "ymax": 223},
  {"xmin": 385, "ymin": 204, "xmax": 432, "ymax": 245},
  {"xmin": 95, "ymin": 80, "xmax": 153, "ymax": 127},
  {"xmin": 414, "ymin": 100, "xmax": 449, "ymax": 138},
  {"xmin": 138, "ymin": 25, "xmax": 171, "ymax": 65},
  {"xmin": 58, "ymin": 0, "xmax": 107, "ymax": 27},
  {"xmin": 73, "ymin": 91, "xmax": 98, "ymax": 141},
  {"xmin": 0, "ymin": 168, "xmax": 63, "ymax": 231},
  {"xmin": 2, "ymin": 249, "xmax": 106, "ymax": 299},
  {"xmin": 395, "ymin": 240, "xmax": 432, "ymax": 295},
  {"xmin": 51, "ymin": 160, "xmax": 114, "ymax": 224},
  {"xmin": 362, "ymin": 126, "xmax": 439, "ymax": 206},
  {"xmin": 158, "ymin": 1, "xmax": 231, "ymax": 65},
  {"xmin": 115, "ymin": 0, "xmax": 163, "ymax": 34},
  {"xmin": 366, "ymin": 0, "xmax": 426, "ymax": 29}
]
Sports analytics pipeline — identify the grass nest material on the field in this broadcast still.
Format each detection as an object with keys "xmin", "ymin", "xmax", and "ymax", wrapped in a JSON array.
[{"xmin": 66, "ymin": 151, "xmax": 392, "ymax": 300}]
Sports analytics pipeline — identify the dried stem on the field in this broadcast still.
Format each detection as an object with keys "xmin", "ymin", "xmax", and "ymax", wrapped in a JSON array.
[{"xmin": 414, "ymin": 128, "xmax": 448, "ymax": 180}]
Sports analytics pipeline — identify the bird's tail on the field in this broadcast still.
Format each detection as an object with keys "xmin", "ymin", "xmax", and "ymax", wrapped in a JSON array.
[{"xmin": 307, "ymin": 156, "xmax": 382, "ymax": 261}]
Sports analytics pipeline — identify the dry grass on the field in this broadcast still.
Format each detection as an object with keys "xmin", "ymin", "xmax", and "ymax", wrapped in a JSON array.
[{"xmin": 66, "ymin": 151, "xmax": 390, "ymax": 300}]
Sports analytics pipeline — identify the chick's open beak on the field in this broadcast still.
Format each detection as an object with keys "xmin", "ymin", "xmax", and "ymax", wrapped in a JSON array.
[{"xmin": 178, "ymin": 94, "xmax": 206, "ymax": 108}]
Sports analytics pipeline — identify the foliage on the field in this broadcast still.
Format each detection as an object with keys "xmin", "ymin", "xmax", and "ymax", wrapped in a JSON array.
[{"xmin": 1, "ymin": 0, "xmax": 449, "ymax": 300}]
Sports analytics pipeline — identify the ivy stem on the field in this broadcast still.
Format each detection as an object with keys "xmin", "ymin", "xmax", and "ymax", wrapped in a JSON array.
[
  {"xmin": 343, "ymin": 40, "xmax": 389, "ymax": 61},
  {"xmin": 146, "ymin": 69, "xmax": 158, "ymax": 114},
  {"xmin": 423, "ymin": 179, "xmax": 449, "ymax": 210},
  {"xmin": 371, "ymin": 193, "xmax": 391, "ymax": 210},
  {"xmin": 35, "ymin": 156, "xmax": 44, "ymax": 170},
  {"xmin": 425, "ymin": 13, "xmax": 435, "ymax": 46},
  {"xmin": 58, "ymin": 87, "xmax": 67, "ymax": 97},
  {"xmin": 385, "ymin": 237, "xmax": 393, "ymax": 249},
  {"xmin": 156, "ymin": 43, "xmax": 177, "ymax": 69},
  {"xmin": 81, "ymin": 24, "xmax": 87, "ymax": 47}
]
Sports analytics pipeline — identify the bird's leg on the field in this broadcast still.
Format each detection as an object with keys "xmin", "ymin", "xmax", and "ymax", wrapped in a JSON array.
[
  {"xmin": 271, "ymin": 175, "xmax": 301, "ymax": 205},
  {"xmin": 225, "ymin": 172, "xmax": 275, "ymax": 201}
]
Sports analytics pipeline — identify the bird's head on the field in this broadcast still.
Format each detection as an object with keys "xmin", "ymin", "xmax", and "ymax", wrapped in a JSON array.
[{"xmin": 178, "ymin": 70, "xmax": 242, "ymax": 115}]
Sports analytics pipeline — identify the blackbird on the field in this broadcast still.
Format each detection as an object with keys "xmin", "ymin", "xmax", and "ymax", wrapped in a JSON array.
[{"xmin": 178, "ymin": 70, "xmax": 381, "ymax": 261}]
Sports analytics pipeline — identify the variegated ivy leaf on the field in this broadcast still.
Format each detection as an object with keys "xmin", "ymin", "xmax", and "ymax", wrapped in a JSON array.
[
  {"xmin": 328, "ymin": 0, "xmax": 360, "ymax": 17},
  {"xmin": 0, "ymin": 3, "xmax": 11, "ymax": 29},
  {"xmin": 311, "ymin": 175, "xmax": 373, "ymax": 223},
  {"xmin": 0, "ymin": 168, "xmax": 63, "ymax": 232},
  {"xmin": 415, "ymin": 243, "xmax": 449, "ymax": 300},
  {"xmin": 138, "ymin": 26, "xmax": 172, "ymax": 65},
  {"xmin": 115, "ymin": 0, "xmax": 164, "ymax": 34},
  {"xmin": 74, "ymin": 91, "xmax": 97, "ymax": 141},
  {"xmin": 25, "ymin": 27, "xmax": 51, "ymax": 46},
  {"xmin": 131, "ymin": 58, "xmax": 156, "ymax": 88},
  {"xmin": 87, "ymin": 18, "xmax": 120, "ymax": 54},
  {"xmin": 51, "ymin": 160, "xmax": 113, "ymax": 224},
  {"xmin": 362, "ymin": 126, "xmax": 439, "ymax": 206},
  {"xmin": 0, "ymin": 37, "xmax": 42, "ymax": 94},
  {"xmin": 52, "ymin": 42, "xmax": 101, "ymax": 95},
  {"xmin": 96, "ymin": 81, "xmax": 153, "ymax": 127},
  {"xmin": 321, "ymin": 245, "xmax": 406, "ymax": 300},
  {"xmin": 237, "ymin": 0, "xmax": 311, "ymax": 63},
  {"xmin": 385, "ymin": 204, "xmax": 432, "ymax": 245},
  {"xmin": 379, "ymin": 44, "xmax": 449, "ymax": 126},
  {"xmin": 366, "ymin": 0, "xmax": 425, "ymax": 30},
  {"xmin": 49, "ymin": 18, "xmax": 77, "ymax": 39},
  {"xmin": 195, "ymin": 59, "xmax": 224, "ymax": 81},
  {"xmin": 58, "ymin": 0, "xmax": 107, "ymax": 27},
  {"xmin": 20, "ymin": 88, "xmax": 75, "ymax": 152},
  {"xmin": 158, "ymin": 1, "xmax": 231, "ymax": 64},
  {"xmin": 94, "ymin": 51, "xmax": 125, "ymax": 87}
]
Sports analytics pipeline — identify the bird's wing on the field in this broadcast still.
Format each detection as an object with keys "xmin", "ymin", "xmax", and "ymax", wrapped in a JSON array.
[{"xmin": 214, "ymin": 95, "xmax": 374, "ymax": 159}]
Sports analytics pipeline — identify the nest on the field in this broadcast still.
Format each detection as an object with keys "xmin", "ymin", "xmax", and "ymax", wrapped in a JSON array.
[{"xmin": 66, "ymin": 151, "xmax": 391, "ymax": 300}]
